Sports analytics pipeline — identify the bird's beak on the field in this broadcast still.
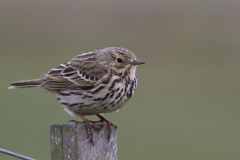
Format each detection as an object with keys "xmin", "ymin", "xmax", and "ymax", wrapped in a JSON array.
[{"xmin": 129, "ymin": 60, "xmax": 146, "ymax": 65}]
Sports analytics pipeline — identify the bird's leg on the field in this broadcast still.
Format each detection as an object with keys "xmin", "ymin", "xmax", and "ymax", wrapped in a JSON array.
[
  {"xmin": 67, "ymin": 112, "xmax": 100, "ymax": 144},
  {"xmin": 91, "ymin": 114, "xmax": 117, "ymax": 140}
]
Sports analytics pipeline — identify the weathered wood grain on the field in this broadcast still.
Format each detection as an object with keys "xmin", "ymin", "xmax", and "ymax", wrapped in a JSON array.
[
  {"xmin": 50, "ymin": 124, "xmax": 63, "ymax": 160},
  {"xmin": 50, "ymin": 123, "xmax": 117, "ymax": 160}
]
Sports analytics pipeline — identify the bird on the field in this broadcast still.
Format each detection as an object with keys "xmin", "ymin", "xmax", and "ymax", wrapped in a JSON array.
[{"xmin": 9, "ymin": 47, "xmax": 145, "ymax": 143}]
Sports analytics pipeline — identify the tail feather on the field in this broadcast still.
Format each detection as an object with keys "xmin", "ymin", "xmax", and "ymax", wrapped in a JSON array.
[{"xmin": 8, "ymin": 78, "xmax": 46, "ymax": 89}]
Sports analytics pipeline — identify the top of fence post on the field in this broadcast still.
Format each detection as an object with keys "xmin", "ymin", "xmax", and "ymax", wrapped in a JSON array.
[{"xmin": 50, "ymin": 123, "xmax": 117, "ymax": 160}]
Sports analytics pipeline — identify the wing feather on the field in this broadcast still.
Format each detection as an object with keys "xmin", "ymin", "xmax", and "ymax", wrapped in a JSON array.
[{"xmin": 43, "ymin": 50, "xmax": 109, "ymax": 90}]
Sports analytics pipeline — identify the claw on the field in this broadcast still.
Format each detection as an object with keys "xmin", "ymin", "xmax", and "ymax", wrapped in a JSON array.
[
  {"xmin": 108, "ymin": 135, "xmax": 111, "ymax": 143},
  {"xmin": 86, "ymin": 134, "xmax": 89, "ymax": 140},
  {"xmin": 90, "ymin": 139, "xmax": 94, "ymax": 146},
  {"xmin": 67, "ymin": 120, "xmax": 76, "ymax": 123},
  {"xmin": 97, "ymin": 128, "xmax": 101, "ymax": 134}
]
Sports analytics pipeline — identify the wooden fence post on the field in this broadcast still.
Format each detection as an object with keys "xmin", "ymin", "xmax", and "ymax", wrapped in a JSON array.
[{"xmin": 50, "ymin": 123, "xmax": 117, "ymax": 160}]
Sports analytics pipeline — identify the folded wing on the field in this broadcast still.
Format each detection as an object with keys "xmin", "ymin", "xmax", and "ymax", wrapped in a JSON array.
[{"xmin": 43, "ymin": 51, "xmax": 108, "ymax": 90}]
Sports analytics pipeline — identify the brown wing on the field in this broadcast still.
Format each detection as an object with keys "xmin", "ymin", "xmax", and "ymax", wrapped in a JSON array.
[{"xmin": 43, "ymin": 51, "xmax": 108, "ymax": 90}]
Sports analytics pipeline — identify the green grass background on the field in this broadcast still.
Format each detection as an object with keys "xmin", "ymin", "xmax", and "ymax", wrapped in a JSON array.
[{"xmin": 1, "ymin": 1, "xmax": 240, "ymax": 159}]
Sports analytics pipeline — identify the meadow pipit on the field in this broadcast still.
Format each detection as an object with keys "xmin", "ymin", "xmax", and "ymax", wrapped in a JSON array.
[{"xmin": 9, "ymin": 47, "xmax": 145, "ymax": 143}]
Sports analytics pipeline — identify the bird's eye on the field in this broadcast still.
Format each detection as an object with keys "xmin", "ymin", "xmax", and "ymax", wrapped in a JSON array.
[{"xmin": 117, "ymin": 58, "xmax": 123, "ymax": 63}]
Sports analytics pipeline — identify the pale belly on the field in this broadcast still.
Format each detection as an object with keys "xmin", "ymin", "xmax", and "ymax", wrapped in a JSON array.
[{"xmin": 56, "ymin": 83, "xmax": 130, "ymax": 116}]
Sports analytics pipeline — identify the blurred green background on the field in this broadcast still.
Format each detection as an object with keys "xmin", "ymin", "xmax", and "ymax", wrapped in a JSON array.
[{"xmin": 1, "ymin": 0, "xmax": 240, "ymax": 159}]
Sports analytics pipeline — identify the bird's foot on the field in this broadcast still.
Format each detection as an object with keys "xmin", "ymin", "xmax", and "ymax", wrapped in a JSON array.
[
  {"xmin": 68, "ymin": 113, "xmax": 100, "ymax": 145},
  {"xmin": 91, "ymin": 114, "xmax": 117, "ymax": 141}
]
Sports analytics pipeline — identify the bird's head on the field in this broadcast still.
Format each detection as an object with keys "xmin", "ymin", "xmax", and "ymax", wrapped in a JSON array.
[{"xmin": 97, "ymin": 47, "xmax": 145, "ymax": 73}]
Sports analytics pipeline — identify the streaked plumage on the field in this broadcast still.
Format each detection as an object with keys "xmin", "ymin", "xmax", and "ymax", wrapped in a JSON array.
[{"xmin": 9, "ymin": 47, "xmax": 145, "ymax": 143}]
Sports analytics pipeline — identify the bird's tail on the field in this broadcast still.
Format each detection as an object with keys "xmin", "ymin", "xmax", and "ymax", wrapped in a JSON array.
[{"xmin": 8, "ymin": 78, "xmax": 46, "ymax": 89}]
